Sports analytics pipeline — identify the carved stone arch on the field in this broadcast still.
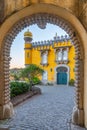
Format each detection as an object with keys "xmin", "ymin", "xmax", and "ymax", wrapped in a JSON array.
[{"xmin": 0, "ymin": 3, "xmax": 86, "ymax": 127}]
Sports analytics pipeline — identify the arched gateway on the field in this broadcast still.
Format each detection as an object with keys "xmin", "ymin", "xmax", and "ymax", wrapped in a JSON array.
[{"xmin": 0, "ymin": 3, "xmax": 87, "ymax": 128}]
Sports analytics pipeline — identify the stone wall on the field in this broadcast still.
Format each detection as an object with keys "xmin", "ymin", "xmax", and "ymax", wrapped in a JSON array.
[
  {"xmin": 40, "ymin": 0, "xmax": 79, "ymax": 16},
  {"xmin": 4, "ymin": 0, "xmax": 30, "ymax": 18},
  {"xmin": 0, "ymin": 0, "xmax": 79, "ymax": 23},
  {"xmin": 78, "ymin": 0, "xmax": 87, "ymax": 30},
  {"xmin": 0, "ymin": 0, "xmax": 4, "ymax": 24},
  {"xmin": 0, "ymin": 0, "xmax": 87, "ymax": 31}
]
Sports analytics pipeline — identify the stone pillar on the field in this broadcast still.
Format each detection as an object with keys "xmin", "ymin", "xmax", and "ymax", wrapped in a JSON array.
[
  {"xmin": 66, "ymin": 47, "xmax": 69, "ymax": 60},
  {"xmin": 0, "ymin": 47, "xmax": 14, "ymax": 120},
  {"xmin": 72, "ymin": 39, "xmax": 84, "ymax": 126}
]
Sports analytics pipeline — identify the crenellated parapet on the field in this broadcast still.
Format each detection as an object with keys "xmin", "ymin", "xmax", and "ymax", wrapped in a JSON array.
[{"xmin": 32, "ymin": 35, "xmax": 70, "ymax": 48}]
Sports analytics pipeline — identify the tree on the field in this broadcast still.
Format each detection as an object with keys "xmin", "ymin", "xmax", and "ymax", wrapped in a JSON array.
[
  {"xmin": 12, "ymin": 74, "xmax": 20, "ymax": 81},
  {"xmin": 10, "ymin": 68, "xmax": 22, "ymax": 81},
  {"xmin": 20, "ymin": 64, "xmax": 44, "ymax": 89}
]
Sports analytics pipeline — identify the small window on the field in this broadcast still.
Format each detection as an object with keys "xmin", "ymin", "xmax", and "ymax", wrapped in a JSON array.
[
  {"xmin": 42, "ymin": 71, "xmax": 48, "ymax": 80},
  {"xmin": 56, "ymin": 49, "xmax": 68, "ymax": 62},
  {"xmin": 63, "ymin": 50, "xmax": 68, "ymax": 61},
  {"xmin": 56, "ymin": 51, "xmax": 62, "ymax": 61},
  {"xmin": 58, "ymin": 51, "xmax": 62, "ymax": 61},
  {"xmin": 27, "ymin": 52, "xmax": 29, "ymax": 58},
  {"xmin": 41, "ymin": 52, "xmax": 48, "ymax": 64}
]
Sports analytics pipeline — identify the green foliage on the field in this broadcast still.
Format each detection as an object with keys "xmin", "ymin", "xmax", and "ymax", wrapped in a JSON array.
[
  {"xmin": 69, "ymin": 79, "xmax": 75, "ymax": 86},
  {"xmin": 10, "ymin": 81, "xmax": 30, "ymax": 98},
  {"xmin": 20, "ymin": 64, "xmax": 44, "ymax": 88},
  {"xmin": 10, "ymin": 68, "xmax": 23, "ymax": 81},
  {"xmin": 32, "ymin": 77, "xmax": 41, "ymax": 85},
  {"xmin": 13, "ymin": 74, "xmax": 20, "ymax": 81}
]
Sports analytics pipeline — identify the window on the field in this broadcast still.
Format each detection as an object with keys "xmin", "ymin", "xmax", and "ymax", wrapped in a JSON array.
[
  {"xmin": 57, "ymin": 51, "xmax": 62, "ymax": 61},
  {"xmin": 41, "ymin": 51, "xmax": 48, "ymax": 65},
  {"xmin": 42, "ymin": 53, "xmax": 47, "ymax": 64},
  {"xmin": 42, "ymin": 71, "xmax": 48, "ymax": 81},
  {"xmin": 56, "ymin": 48, "xmax": 68, "ymax": 63},
  {"xmin": 27, "ymin": 52, "xmax": 29, "ymax": 58},
  {"xmin": 63, "ymin": 50, "xmax": 68, "ymax": 61},
  {"xmin": 56, "ymin": 50, "xmax": 62, "ymax": 61}
]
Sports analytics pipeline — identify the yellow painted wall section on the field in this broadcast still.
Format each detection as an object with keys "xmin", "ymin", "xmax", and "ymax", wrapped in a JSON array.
[
  {"xmin": 68, "ymin": 44, "xmax": 75, "ymax": 80},
  {"xmin": 25, "ymin": 43, "xmax": 32, "ymax": 48},
  {"xmin": 32, "ymin": 48, "xmax": 41, "ymax": 66},
  {"xmin": 47, "ymin": 46, "xmax": 56, "ymax": 81},
  {"xmin": 24, "ymin": 43, "xmax": 32, "ymax": 65}
]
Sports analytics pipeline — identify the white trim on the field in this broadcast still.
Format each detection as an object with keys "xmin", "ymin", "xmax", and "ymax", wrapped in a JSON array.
[
  {"xmin": 54, "ymin": 64, "xmax": 70, "ymax": 85},
  {"xmin": 63, "ymin": 50, "xmax": 68, "ymax": 61},
  {"xmin": 41, "ymin": 51, "xmax": 48, "ymax": 64},
  {"xmin": 42, "ymin": 71, "xmax": 48, "ymax": 84}
]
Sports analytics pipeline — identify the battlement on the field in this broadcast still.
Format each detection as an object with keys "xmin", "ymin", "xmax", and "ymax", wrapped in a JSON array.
[{"xmin": 32, "ymin": 35, "xmax": 70, "ymax": 47}]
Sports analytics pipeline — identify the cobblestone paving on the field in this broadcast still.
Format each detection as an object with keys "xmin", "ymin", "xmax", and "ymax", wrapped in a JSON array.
[{"xmin": 0, "ymin": 85, "xmax": 86, "ymax": 130}]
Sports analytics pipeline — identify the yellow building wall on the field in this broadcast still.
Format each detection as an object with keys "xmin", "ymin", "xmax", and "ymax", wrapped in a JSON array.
[
  {"xmin": 24, "ymin": 41, "xmax": 75, "ymax": 83},
  {"xmin": 68, "ymin": 45, "xmax": 75, "ymax": 80},
  {"xmin": 25, "ymin": 43, "xmax": 32, "ymax": 65},
  {"xmin": 32, "ymin": 48, "xmax": 41, "ymax": 65}
]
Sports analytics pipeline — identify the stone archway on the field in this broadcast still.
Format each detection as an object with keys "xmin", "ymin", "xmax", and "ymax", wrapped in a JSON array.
[{"xmin": 0, "ymin": 3, "xmax": 87, "ymax": 127}]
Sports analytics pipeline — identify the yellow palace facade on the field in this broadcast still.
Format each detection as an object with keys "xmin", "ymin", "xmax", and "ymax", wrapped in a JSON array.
[{"xmin": 24, "ymin": 30, "xmax": 75, "ymax": 85}]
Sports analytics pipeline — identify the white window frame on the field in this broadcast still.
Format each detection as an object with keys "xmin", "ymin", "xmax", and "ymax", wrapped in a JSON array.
[
  {"xmin": 56, "ymin": 50, "xmax": 62, "ymax": 61},
  {"xmin": 41, "ymin": 51, "xmax": 48, "ymax": 65},
  {"xmin": 42, "ymin": 71, "xmax": 48, "ymax": 81},
  {"xmin": 63, "ymin": 50, "xmax": 68, "ymax": 61},
  {"xmin": 42, "ymin": 53, "xmax": 47, "ymax": 64}
]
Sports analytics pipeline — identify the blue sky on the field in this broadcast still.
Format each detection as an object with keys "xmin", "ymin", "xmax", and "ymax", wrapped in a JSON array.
[{"xmin": 10, "ymin": 23, "xmax": 68, "ymax": 68}]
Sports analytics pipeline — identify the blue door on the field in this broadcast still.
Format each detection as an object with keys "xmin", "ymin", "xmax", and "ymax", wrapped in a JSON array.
[{"xmin": 57, "ymin": 72, "xmax": 67, "ymax": 85}]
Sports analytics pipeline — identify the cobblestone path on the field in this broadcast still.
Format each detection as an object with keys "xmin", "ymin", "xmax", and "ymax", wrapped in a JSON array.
[{"xmin": 0, "ymin": 85, "xmax": 86, "ymax": 130}]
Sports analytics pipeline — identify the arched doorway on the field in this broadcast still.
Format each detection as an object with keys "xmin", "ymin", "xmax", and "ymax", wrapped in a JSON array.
[
  {"xmin": 0, "ymin": 3, "xmax": 86, "ymax": 127},
  {"xmin": 56, "ymin": 65, "xmax": 69, "ymax": 85}
]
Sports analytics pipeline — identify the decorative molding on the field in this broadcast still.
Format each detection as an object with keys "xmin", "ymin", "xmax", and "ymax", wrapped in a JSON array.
[
  {"xmin": 55, "ymin": 60, "xmax": 69, "ymax": 64},
  {"xmin": 40, "ymin": 63, "xmax": 49, "ymax": 66}
]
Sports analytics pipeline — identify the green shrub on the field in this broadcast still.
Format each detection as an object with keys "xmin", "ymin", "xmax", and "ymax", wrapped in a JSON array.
[
  {"xmin": 69, "ymin": 79, "xmax": 75, "ymax": 86},
  {"xmin": 10, "ymin": 81, "xmax": 30, "ymax": 98},
  {"xmin": 32, "ymin": 77, "xmax": 41, "ymax": 85}
]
